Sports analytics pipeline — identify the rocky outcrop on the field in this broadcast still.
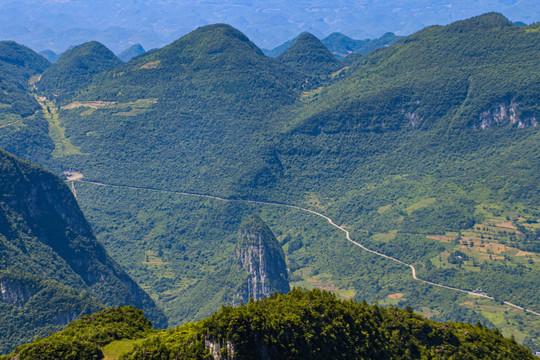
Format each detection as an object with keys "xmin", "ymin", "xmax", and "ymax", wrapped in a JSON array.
[
  {"xmin": 205, "ymin": 336, "xmax": 237, "ymax": 360},
  {"xmin": 477, "ymin": 101, "xmax": 538, "ymax": 129},
  {"xmin": 0, "ymin": 279, "xmax": 36, "ymax": 306},
  {"xmin": 0, "ymin": 149, "xmax": 167, "ymax": 329},
  {"xmin": 235, "ymin": 215, "xmax": 289, "ymax": 302}
]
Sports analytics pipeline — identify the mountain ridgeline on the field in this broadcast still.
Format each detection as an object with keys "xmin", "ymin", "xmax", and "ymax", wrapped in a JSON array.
[
  {"xmin": 37, "ymin": 41, "xmax": 122, "ymax": 104},
  {"xmin": 0, "ymin": 149, "xmax": 166, "ymax": 353},
  {"xmin": 290, "ymin": 13, "xmax": 539, "ymax": 135},
  {"xmin": 0, "ymin": 41, "xmax": 53, "ymax": 164},
  {"xmin": 118, "ymin": 44, "xmax": 146, "ymax": 62},
  {"xmin": 2, "ymin": 289, "xmax": 535, "ymax": 360},
  {"xmin": 263, "ymin": 31, "xmax": 403, "ymax": 58},
  {"xmin": 0, "ymin": 41, "xmax": 49, "ymax": 117},
  {"xmin": 0, "ymin": 12, "xmax": 538, "ymax": 354},
  {"xmin": 277, "ymin": 32, "xmax": 337, "ymax": 75}
]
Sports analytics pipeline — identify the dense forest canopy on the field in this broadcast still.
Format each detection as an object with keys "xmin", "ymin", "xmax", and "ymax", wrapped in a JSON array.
[
  {"xmin": 2, "ymin": 289, "xmax": 535, "ymax": 360},
  {"xmin": 0, "ymin": 12, "xmax": 538, "ymax": 355}
]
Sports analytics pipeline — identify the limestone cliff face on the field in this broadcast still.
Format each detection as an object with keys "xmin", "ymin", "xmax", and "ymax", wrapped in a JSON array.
[
  {"xmin": 0, "ymin": 149, "xmax": 167, "ymax": 328},
  {"xmin": 0, "ymin": 278, "xmax": 36, "ymax": 306},
  {"xmin": 477, "ymin": 101, "xmax": 538, "ymax": 129},
  {"xmin": 235, "ymin": 215, "xmax": 289, "ymax": 302}
]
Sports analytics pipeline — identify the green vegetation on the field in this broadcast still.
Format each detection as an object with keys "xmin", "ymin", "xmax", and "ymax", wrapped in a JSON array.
[
  {"xmin": 36, "ymin": 96, "xmax": 84, "ymax": 157},
  {"xmin": 37, "ymin": 41, "xmax": 122, "ymax": 105},
  {"xmin": 264, "ymin": 32, "xmax": 403, "ymax": 59},
  {"xmin": 2, "ymin": 306, "xmax": 154, "ymax": 360},
  {"xmin": 0, "ymin": 41, "xmax": 49, "ymax": 118},
  {"xmin": 38, "ymin": 306, "xmax": 153, "ymax": 347},
  {"xmin": 0, "ymin": 269, "xmax": 104, "ymax": 355},
  {"xmin": 322, "ymin": 32, "xmax": 403, "ymax": 58},
  {"xmin": 277, "ymin": 32, "xmax": 337, "ymax": 75},
  {"xmin": 0, "ymin": 13, "xmax": 538, "ymax": 353},
  {"xmin": 0, "ymin": 149, "xmax": 166, "ymax": 353},
  {"xmin": 0, "ymin": 41, "xmax": 53, "ymax": 164},
  {"xmin": 3, "ymin": 289, "xmax": 534, "ymax": 359}
]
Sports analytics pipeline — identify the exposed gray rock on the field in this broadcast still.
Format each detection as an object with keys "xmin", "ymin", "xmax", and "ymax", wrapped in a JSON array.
[
  {"xmin": 478, "ymin": 101, "xmax": 537, "ymax": 129},
  {"xmin": 205, "ymin": 336, "xmax": 236, "ymax": 360},
  {"xmin": 0, "ymin": 280, "xmax": 36, "ymax": 306},
  {"xmin": 235, "ymin": 215, "xmax": 289, "ymax": 302},
  {"xmin": 0, "ymin": 148, "xmax": 167, "ymax": 328}
]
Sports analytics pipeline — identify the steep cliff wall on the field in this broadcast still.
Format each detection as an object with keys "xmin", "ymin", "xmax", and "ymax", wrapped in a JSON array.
[
  {"xmin": 235, "ymin": 215, "xmax": 289, "ymax": 302},
  {"xmin": 0, "ymin": 148, "xmax": 167, "ymax": 353},
  {"xmin": 477, "ymin": 101, "xmax": 538, "ymax": 129}
]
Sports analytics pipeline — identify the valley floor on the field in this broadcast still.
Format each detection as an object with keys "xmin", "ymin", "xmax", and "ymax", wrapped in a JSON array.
[{"xmin": 72, "ymin": 178, "xmax": 540, "ymax": 317}]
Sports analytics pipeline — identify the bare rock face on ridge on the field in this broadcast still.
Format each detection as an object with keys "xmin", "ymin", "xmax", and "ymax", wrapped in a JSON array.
[
  {"xmin": 235, "ymin": 215, "xmax": 289, "ymax": 302},
  {"xmin": 0, "ymin": 148, "xmax": 167, "ymax": 354}
]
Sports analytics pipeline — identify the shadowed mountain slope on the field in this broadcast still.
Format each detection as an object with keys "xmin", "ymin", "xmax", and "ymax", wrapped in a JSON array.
[
  {"xmin": 0, "ymin": 41, "xmax": 53, "ymax": 164},
  {"xmin": 0, "ymin": 14, "xmax": 538, "ymax": 352},
  {"xmin": 0, "ymin": 149, "xmax": 167, "ymax": 353},
  {"xmin": 118, "ymin": 44, "xmax": 145, "ymax": 62},
  {"xmin": 322, "ymin": 32, "xmax": 403, "ymax": 58},
  {"xmin": 0, "ymin": 41, "xmax": 49, "ymax": 117}
]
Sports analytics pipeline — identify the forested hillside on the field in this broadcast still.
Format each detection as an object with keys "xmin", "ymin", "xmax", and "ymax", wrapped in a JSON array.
[
  {"xmin": 38, "ymin": 41, "xmax": 123, "ymax": 104},
  {"xmin": 0, "ymin": 41, "xmax": 48, "ymax": 117},
  {"xmin": 2, "ymin": 289, "xmax": 534, "ymax": 360},
  {"xmin": 0, "ymin": 42, "xmax": 53, "ymax": 163},
  {"xmin": 0, "ymin": 12, "xmax": 537, "ymax": 353},
  {"xmin": 0, "ymin": 149, "xmax": 166, "ymax": 353},
  {"xmin": 118, "ymin": 44, "xmax": 145, "ymax": 62},
  {"xmin": 276, "ymin": 33, "xmax": 337, "ymax": 75},
  {"xmin": 264, "ymin": 32, "xmax": 403, "ymax": 58}
]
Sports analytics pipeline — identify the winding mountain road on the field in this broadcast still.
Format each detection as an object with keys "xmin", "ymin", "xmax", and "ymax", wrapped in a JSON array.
[{"xmin": 74, "ymin": 178, "xmax": 540, "ymax": 317}]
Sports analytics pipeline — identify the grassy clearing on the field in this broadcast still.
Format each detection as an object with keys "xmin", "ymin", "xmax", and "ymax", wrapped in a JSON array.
[
  {"xmin": 405, "ymin": 197, "xmax": 437, "ymax": 214},
  {"xmin": 416, "ymin": 306, "xmax": 440, "ymax": 319},
  {"xmin": 61, "ymin": 101, "xmax": 117, "ymax": 110},
  {"xmin": 461, "ymin": 296, "xmax": 540, "ymax": 347},
  {"xmin": 36, "ymin": 96, "xmax": 83, "ymax": 157},
  {"xmin": 62, "ymin": 98, "xmax": 158, "ymax": 117},
  {"xmin": 0, "ymin": 113, "xmax": 21, "ymax": 127},
  {"xmin": 329, "ymin": 66, "xmax": 350, "ymax": 79},
  {"xmin": 372, "ymin": 230, "xmax": 398, "ymax": 242},
  {"xmin": 388, "ymin": 292, "xmax": 404, "ymax": 299},
  {"xmin": 102, "ymin": 339, "xmax": 138, "ymax": 360},
  {"xmin": 304, "ymin": 192, "xmax": 333, "ymax": 211},
  {"xmin": 426, "ymin": 235, "xmax": 455, "ymax": 243},
  {"xmin": 300, "ymin": 87, "xmax": 323, "ymax": 103},
  {"xmin": 80, "ymin": 108, "xmax": 95, "ymax": 116},
  {"xmin": 140, "ymin": 60, "xmax": 161, "ymax": 69},
  {"xmin": 290, "ymin": 272, "xmax": 356, "ymax": 300},
  {"xmin": 378, "ymin": 293, "xmax": 406, "ymax": 307},
  {"xmin": 142, "ymin": 250, "xmax": 168, "ymax": 266}
]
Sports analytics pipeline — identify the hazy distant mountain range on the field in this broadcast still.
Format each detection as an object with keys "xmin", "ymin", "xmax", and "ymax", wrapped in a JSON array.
[
  {"xmin": 0, "ymin": 0, "xmax": 538, "ymax": 53},
  {"xmin": 0, "ymin": 9, "xmax": 539, "ymax": 356}
]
